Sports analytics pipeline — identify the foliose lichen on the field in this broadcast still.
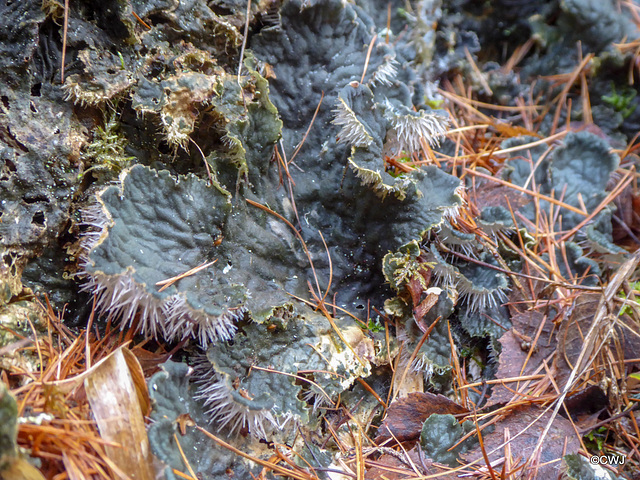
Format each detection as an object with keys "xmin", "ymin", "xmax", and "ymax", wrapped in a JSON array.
[
  {"xmin": 147, "ymin": 361, "xmax": 266, "ymax": 480},
  {"xmin": 195, "ymin": 310, "xmax": 373, "ymax": 437}
]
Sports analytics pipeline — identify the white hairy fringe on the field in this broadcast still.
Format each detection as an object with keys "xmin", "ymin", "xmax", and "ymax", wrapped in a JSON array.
[
  {"xmin": 386, "ymin": 101, "xmax": 450, "ymax": 154},
  {"xmin": 456, "ymin": 276, "xmax": 509, "ymax": 312},
  {"xmin": 81, "ymin": 272, "xmax": 165, "ymax": 337},
  {"xmin": 369, "ymin": 56, "xmax": 399, "ymax": 87},
  {"xmin": 332, "ymin": 98, "xmax": 373, "ymax": 147},
  {"xmin": 62, "ymin": 81, "xmax": 107, "ymax": 107},
  {"xmin": 301, "ymin": 384, "xmax": 333, "ymax": 412},
  {"xmin": 78, "ymin": 205, "xmax": 239, "ymax": 347},
  {"xmin": 78, "ymin": 202, "xmax": 112, "ymax": 254},
  {"xmin": 436, "ymin": 228, "xmax": 478, "ymax": 259},
  {"xmin": 442, "ymin": 184, "xmax": 466, "ymax": 222},
  {"xmin": 411, "ymin": 355, "xmax": 435, "ymax": 376},
  {"xmin": 160, "ymin": 112, "xmax": 190, "ymax": 149},
  {"xmin": 430, "ymin": 260, "xmax": 458, "ymax": 290},
  {"xmin": 163, "ymin": 297, "xmax": 241, "ymax": 345},
  {"xmin": 79, "ymin": 271, "xmax": 240, "ymax": 346},
  {"xmin": 193, "ymin": 361, "xmax": 284, "ymax": 438}
]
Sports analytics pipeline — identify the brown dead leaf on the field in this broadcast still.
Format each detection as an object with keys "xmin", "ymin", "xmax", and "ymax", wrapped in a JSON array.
[
  {"xmin": 365, "ymin": 446, "xmax": 460, "ymax": 480},
  {"xmin": 130, "ymin": 345, "xmax": 172, "ymax": 377},
  {"xmin": 0, "ymin": 457, "xmax": 46, "ymax": 480},
  {"xmin": 405, "ymin": 271, "xmax": 439, "ymax": 331},
  {"xmin": 365, "ymin": 453, "xmax": 416, "ymax": 480},
  {"xmin": 563, "ymin": 385, "xmax": 608, "ymax": 432},
  {"xmin": 489, "ymin": 311, "xmax": 557, "ymax": 405},
  {"xmin": 462, "ymin": 405, "xmax": 580, "ymax": 479},
  {"xmin": 375, "ymin": 392, "xmax": 469, "ymax": 445},
  {"xmin": 554, "ymin": 294, "xmax": 599, "ymax": 389}
]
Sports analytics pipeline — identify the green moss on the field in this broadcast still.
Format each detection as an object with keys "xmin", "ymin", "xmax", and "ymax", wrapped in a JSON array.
[{"xmin": 80, "ymin": 108, "xmax": 135, "ymax": 179}]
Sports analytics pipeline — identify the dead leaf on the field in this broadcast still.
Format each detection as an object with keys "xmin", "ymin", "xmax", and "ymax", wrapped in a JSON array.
[
  {"xmin": 375, "ymin": 392, "xmax": 469, "ymax": 445},
  {"xmin": 365, "ymin": 453, "xmax": 416, "ymax": 480},
  {"xmin": 489, "ymin": 311, "xmax": 556, "ymax": 405},
  {"xmin": 122, "ymin": 347, "xmax": 151, "ymax": 416},
  {"xmin": 365, "ymin": 446, "xmax": 459, "ymax": 480},
  {"xmin": 462, "ymin": 405, "xmax": 580, "ymax": 479},
  {"xmin": 563, "ymin": 385, "xmax": 608, "ymax": 432},
  {"xmin": 0, "ymin": 457, "xmax": 46, "ymax": 480}
]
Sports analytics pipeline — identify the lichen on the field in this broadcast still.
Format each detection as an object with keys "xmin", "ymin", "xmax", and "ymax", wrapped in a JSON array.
[
  {"xmin": 0, "ymin": 383, "xmax": 18, "ymax": 470},
  {"xmin": 195, "ymin": 311, "xmax": 372, "ymax": 437},
  {"xmin": 147, "ymin": 361, "xmax": 266, "ymax": 480},
  {"xmin": 80, "ymin": 164, "xmax": 305, "ymax": 346},
  {"xmin": 502, "ymin": 131, "xmax": 620, "ymax": 254},
  {"xmin": 420, "ymin": 413, "xmax": 477, "ymax": 467}
]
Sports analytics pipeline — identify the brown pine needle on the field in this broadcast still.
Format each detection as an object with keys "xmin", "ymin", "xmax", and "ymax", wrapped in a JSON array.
[
  {"xmin": 173, "ymin": 433, "xmax": 198, "ymax": 480},
  {"xmin": 155, "ymin": 260, "xmax": 217, "ymax": 292},
  {"xmin": 131, "ymin": 11, "xmax": 152, "ymax": 30},
  {"xmin": 61, "ymin": 0, "xmax": 69, "ymax": 83},
  {"xmin": 464, "ymin": 168, "xmax": 588, "ymax": 217},
  {"xmin": 361, "ymin": 33, "xmax": 378, "ymax": 84},
  {"xmin": 356, "ymin": 377, "xmax": 387, "ymax": 409},
  {"xmin": 290, "ymin": 92, "xmax": 324, "ymax": 164}
]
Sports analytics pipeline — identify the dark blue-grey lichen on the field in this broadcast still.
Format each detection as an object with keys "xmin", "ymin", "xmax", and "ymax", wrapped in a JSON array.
[
  {"xmin": 535, "ymin": 0, "xmax": 638, "ymax": 54},
  {"xmin": 147, "ymin": 361, "xmax": 266, "ymax": 480},
  {"xmin": 0, "ymin": 0, "xmax": 84, "ymax": 307},
  {"xmin": 195, "ymin": 310, "xmax": 372, "ymax": 437},
  {"xmin": 561, "ymin": 453, "xmax": 622, "ymax": 480},
  {"xmin": 80, "ymin": 0, "xmax": 464, "ymax": 346},
  {"xmin": 0, "ymin": 382, "xmax": 18, "ymax": 470},
  {"xmin": 420, "ymin": 413, "xmax": 477, "ymax": 467},
  {"xmin": 80, "ymin": 164, "xmax": 312, "ymax": 346},
  {"xmin": 478, "ymin": 206, "xmax": 515, "ymax": 238},
  {"xmin": 502, "ymin": 131, "xmax": 621, "ymax": 254}
]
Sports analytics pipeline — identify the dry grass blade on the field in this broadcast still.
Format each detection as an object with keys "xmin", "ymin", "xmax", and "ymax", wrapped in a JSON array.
[
  {"xmin": 361, "ymin": 34, "xmax": 378, "ymax": 84},
  {"xmin": 530, "ymin": 250, "xmax": 640, "ymax": 467},
  {"xmin": 237, "ymin": 0, "xmax": 252, "ymax": 80}
]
